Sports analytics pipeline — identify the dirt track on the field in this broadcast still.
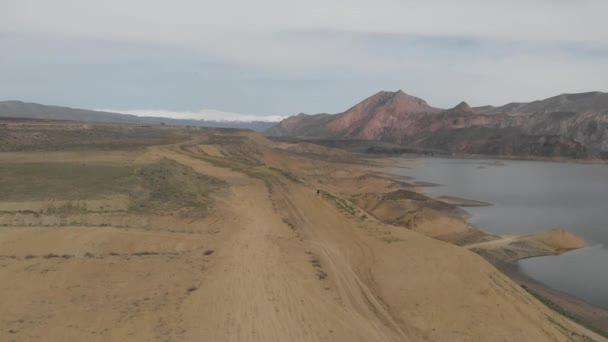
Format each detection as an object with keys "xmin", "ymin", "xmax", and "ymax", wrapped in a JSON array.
[{"xmin": 157, "ymin": 147, "xmax": 409, "ymax": 341}]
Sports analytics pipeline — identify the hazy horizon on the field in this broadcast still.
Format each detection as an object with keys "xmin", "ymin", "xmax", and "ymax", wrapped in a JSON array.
[{"xmin": 3, "ymin": 88, "xmax": 608, "ymax": 122}]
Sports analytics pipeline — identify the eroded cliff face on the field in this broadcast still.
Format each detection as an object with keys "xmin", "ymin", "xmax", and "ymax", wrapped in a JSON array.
[
  {"xmin": 267, "ymin": 90, "xmax": 608, "ymax": 159},
  {"xmin": 494, "ymin": 110, "xmax": 608, "ymax": 155}
]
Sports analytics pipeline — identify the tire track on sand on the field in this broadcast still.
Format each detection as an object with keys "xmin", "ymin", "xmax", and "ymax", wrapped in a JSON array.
[{"xmin": 157, "ymin": 148, "xmax": 409, "ymax": 341}]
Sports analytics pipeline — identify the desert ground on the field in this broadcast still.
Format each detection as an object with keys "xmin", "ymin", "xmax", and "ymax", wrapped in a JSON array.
[{"xmin": 0, "ymin": 119, "xmax": 606, "ymax": 341}]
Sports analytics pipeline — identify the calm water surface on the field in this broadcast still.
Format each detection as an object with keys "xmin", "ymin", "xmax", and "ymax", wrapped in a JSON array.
[{"xmin": 393, "ymin": 157, "xmax": 608, "ymax": 309}]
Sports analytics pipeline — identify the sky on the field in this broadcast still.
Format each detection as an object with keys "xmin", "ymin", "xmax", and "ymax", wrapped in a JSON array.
[{"xmin": 1, "ymin": 0, "xmax": 608, "ymax": 121}]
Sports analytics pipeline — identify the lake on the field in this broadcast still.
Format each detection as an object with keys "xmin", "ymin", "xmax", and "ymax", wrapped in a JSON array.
[{"xmin": 392, "ymin": 157, "xmax": 608, "ymax": 309}]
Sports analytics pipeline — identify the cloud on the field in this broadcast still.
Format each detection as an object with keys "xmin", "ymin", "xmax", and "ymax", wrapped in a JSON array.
[
  {"xmin": 1, "ymin": 1, "xmax": 607, "ymax": 113},
  {"xmin": 3, "ymin": 0, "xmax": 607, "ymax": 46},
  {"xmin": 96, "ymin": 108, "xmax": 286, "ymax": 122}
]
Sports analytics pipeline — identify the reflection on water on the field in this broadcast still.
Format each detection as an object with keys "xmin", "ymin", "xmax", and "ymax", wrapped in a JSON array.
[{"xmin": 393, "ymin": 157, "xmax": 608, "ymax": 309}]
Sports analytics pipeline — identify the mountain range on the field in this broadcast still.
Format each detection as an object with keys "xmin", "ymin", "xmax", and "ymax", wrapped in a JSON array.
[
  {"xmin": 0, "ymin": 101, "xmax": 276, "ymax": 132},
  {"xmin": 4, "ymin": 92, "xmax": 608, "ymax": 159},
  {"xmin": 267, "ymin": 90, "xmax": 608, "ymax": 159}
]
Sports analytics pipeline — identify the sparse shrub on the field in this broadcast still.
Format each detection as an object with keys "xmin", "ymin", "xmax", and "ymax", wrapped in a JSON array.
[
  {"xmin": 282, "ymin": 218, "xmax": 296, "ymax": 230},
  {"xmin": 132, "ymin": 251, "xmax": 158, "ymax": 256}
]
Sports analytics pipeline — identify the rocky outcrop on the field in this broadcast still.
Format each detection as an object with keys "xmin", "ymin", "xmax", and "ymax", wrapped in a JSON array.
[{"xmin": 453, "ymin": 101, "xmax": 473, "ymax": 112}]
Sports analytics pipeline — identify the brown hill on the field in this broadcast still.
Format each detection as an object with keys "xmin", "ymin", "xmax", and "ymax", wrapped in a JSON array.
[{"xmin": 477, "ymin": 92, "xmax": 608, "ymax": 115}]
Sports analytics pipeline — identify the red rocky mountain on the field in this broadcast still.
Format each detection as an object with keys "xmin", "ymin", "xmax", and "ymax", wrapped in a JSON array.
[{"xmin": 267, "ymin": 90, "xmax": 608, "ymax": 159}]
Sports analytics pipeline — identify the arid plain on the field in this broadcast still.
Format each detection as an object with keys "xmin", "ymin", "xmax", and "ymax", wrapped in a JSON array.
[{"xmin": 0, "ymin": 119, "xmax": 605, "ymax": 341}]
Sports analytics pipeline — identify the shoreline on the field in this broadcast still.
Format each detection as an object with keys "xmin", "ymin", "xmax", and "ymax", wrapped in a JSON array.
[
  {"xmin": 499, "ymin": 258, "xmax": 608, "ymax": 337},
  {"xmin": 473, "ymin": 243, "xmax": 608, "ymax": 338},
  {"xmin": 390, "ymin": 151, "xmax": 608, "ymax": 165},
  {"xmin": 379, "ymin": 156, "xmax": 608, "ymax": 338},
  {"xmin": 266, "ymin": 135, "xmax": 608, "ymax": 165}
]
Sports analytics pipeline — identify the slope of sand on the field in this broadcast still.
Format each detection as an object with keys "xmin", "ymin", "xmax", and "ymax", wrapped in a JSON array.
[{"xmin": 0, "ymin": 123, "xmax": 604, "ymax": 341}]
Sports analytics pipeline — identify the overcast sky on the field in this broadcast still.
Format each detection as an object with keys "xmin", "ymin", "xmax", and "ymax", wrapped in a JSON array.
[{"xmin": 1, "ymin": 0, "xmax": 607, "ymax": 121}]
